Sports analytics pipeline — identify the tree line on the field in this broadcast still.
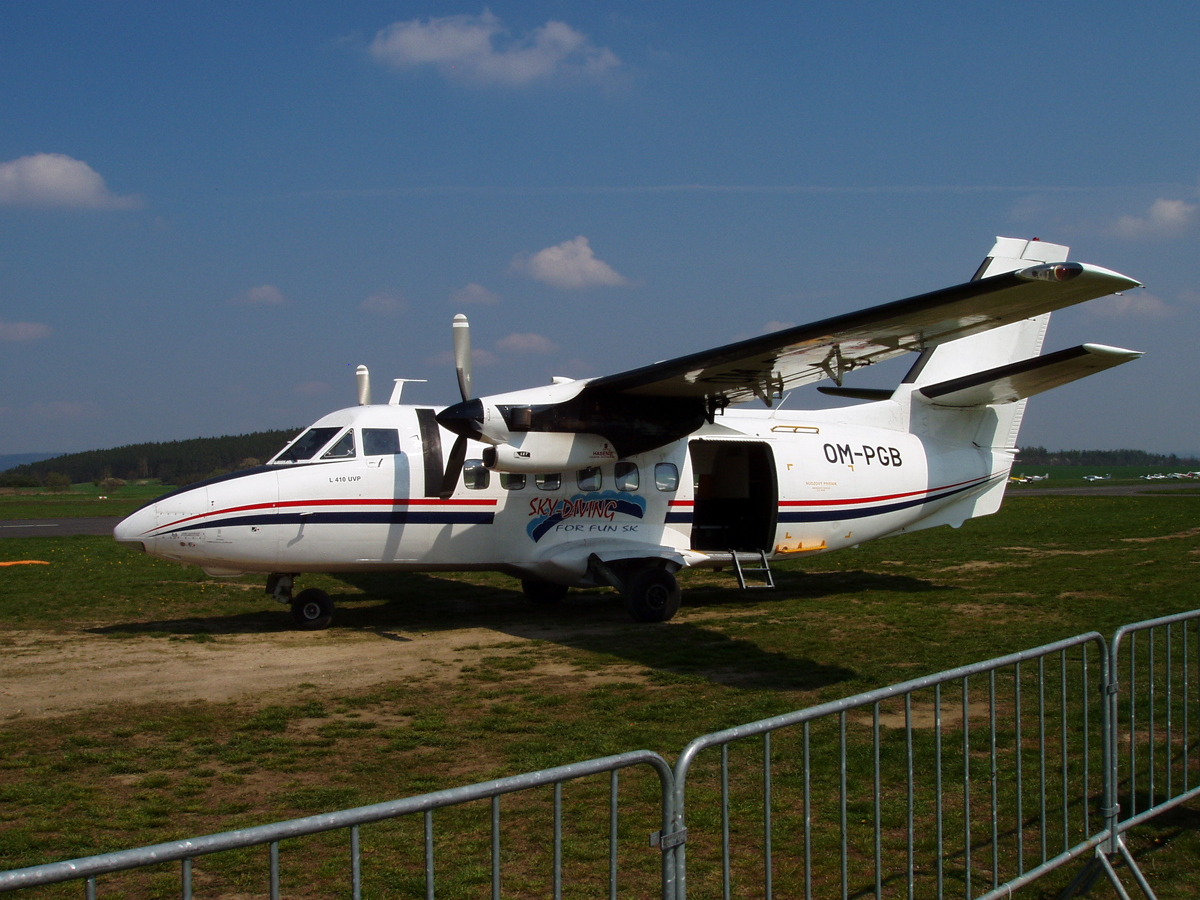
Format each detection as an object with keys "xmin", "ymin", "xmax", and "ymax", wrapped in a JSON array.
[
  {"xmin": 0, "ymin": 430, "xmax": 301, "ymax": 489},
  {"xmin": 4, "ymin": 434, "xmax": 1198, "ymax": 491},
  {"xmin": 1016, "ymin": 446, "xmax": 1200, "ymax": 467}
]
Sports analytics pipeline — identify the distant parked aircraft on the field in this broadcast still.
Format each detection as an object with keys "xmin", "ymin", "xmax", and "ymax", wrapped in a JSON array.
[{"xmin": 1082, "ymin": 474, "xmax": 1111, "ymax": 482}]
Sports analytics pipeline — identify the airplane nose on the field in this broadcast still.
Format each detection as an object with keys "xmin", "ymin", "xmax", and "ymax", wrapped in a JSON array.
[{"xmin": 113, "ymin": 503, "xmax": 156, "ymax": 552}]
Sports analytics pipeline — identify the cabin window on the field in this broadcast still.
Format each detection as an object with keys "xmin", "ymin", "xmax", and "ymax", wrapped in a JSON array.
[
  {"xmin": 577, "ymin": 467, "xmax": 602, "ymax": 492},
  {"xmin": 536, "ymin": 473, "xmax": 561, "ymax": 491},
  {"xmin": 463, "ymin": 460, "xmax": 490, "ymax": 490},
  {"xmin": 500, "ymin": 473, "xmax": 526, "ymax": 490},
  {"xmin": 363, "ymin": 428, "xmax": 401, "ymax": 456},
  {"xmin": 615, "ymin": 462, "xmax": 639, "ymax": 492},
  {"xmin": 276, "ymin": 427, "xmax": 340, "ymax": 462},
  {"xmin": 655, "ymin": 462, "xmax": 679, "ymax": 492},
  {"xmin": 321, "ymin": 430, "xmax": 356, "ymax": 459}
]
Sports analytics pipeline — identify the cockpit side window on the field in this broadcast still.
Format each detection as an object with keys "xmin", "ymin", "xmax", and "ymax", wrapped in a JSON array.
[
  {"xmin": 275, "ymin": 427, "xmax": 341, "ymax": 462},
  {"xmin": 322, "ymin": 430, "xmax": 356, "ymax": 459},
  {"xmin": 363, "ymin": 428, "xmax": 401, "ymax": 456}
]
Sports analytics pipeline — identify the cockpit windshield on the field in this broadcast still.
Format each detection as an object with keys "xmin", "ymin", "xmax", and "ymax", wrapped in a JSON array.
[{"xmin": 274, "ymin": 427, "xmax": 341, "ymax": 463}]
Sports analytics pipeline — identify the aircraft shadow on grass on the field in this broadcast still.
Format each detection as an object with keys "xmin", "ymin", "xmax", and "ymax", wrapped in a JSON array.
[{"xmin": 85, "ymin": 568, "xmax": 948, "ymax": 693}]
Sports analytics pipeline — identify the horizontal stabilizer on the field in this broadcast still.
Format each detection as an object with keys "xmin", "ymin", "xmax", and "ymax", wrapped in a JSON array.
[
  {"xmin": 917, "ymin": 344, "xmax": 1142, "ymax": 408},
  {"xmin": 816, "ymin": 386, "xmax": 894, "ymax": 402}
]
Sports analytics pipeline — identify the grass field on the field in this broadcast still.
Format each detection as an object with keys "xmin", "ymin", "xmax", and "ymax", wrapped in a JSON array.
[
  {"xmin": 0, "ymin": 483, "xmax": 162, "ymax": 521},
  {"xmin": 0, "ymin": 488, "xmax": 1198, "ymax": 898}
]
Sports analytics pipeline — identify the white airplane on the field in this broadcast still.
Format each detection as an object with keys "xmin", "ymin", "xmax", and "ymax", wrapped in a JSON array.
[
  {"xmin": 1028, "ymin": 473, "xmax": 1051, "ymax": 482},
  {"xmin": 1082, "ymin": 474, "xmax": 1111, "ymax": 482},
  {"xmin": 114, "ymin": 237, "xmax": 1142, "ymax": 628}
]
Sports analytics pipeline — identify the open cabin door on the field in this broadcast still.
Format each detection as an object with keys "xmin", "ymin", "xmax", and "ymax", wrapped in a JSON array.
[{"xmin": 688, "ymin": 440, "xmax": 778, "ymax": 552}]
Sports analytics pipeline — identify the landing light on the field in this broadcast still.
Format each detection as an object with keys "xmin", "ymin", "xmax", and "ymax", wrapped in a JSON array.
[{"xmin": 1015, "ymin": 262, "xmax": 1083, "ymax": 283}]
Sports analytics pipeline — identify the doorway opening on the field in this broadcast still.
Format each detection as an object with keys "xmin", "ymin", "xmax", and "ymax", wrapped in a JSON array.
[{"xmin": 688, "ymin": 440, "xmax": 778, "ymax": 552}]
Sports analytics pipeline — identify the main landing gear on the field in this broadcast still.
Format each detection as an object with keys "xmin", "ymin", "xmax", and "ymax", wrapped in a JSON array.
[
  {"xmin": 624, "ymin": 568, "xmax": 681, "ymax": 623},
  {"xmin": 585, "ymin": 556, "xmax": 683, "ymax": 623},
  {"xmin": 266, "ymin": 574, "xmax": 335, "ymax": 630}
]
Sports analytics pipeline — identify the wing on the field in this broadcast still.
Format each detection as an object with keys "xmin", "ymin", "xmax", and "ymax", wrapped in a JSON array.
[{"xmin": 582, "ymin": 261, "xmax": 1140, "ymax": 407}]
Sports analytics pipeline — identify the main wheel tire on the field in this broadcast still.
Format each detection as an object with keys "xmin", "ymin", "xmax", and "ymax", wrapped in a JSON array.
[
  {"xmin": 624, "ymin": 568, "xmax": 681, "ymax": 623},
  {"xmin": 290, "ymin": 588, "xmax": 334, "ymax": 630},
  {"xmin": 522, "ymin": 578, "xmax": 569, "ymax": 605}
]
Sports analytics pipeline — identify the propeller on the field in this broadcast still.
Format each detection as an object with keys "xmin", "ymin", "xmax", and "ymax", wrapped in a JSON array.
[
  {"xmin": 452, "ymin": 313, "xmax": 472, "ymax": 402},
  {"xmin": 438, "ymin": 314, "xmax": 480, "ymax": 499}
]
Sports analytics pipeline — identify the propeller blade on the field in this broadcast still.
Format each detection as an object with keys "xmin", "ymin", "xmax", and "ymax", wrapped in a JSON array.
[
  {"xmin": 439, "ymin": 434, "xmax": 469, "ymax": 500},
  {"xmin": 452, "ymin": 313, "xmax": 472, "ymax": 402}
]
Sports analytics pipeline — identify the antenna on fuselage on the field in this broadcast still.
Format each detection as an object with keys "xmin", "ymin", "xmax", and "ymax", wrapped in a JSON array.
[
  {"xmin": 356, "ymin": 365, "xmax": 371, "ymax": 405},
  {"xmin": 388, "ymin": 379, "xmax": 427, "ymax": 405}
]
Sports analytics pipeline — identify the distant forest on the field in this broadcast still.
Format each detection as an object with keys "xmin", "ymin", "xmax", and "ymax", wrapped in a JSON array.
[
  {"xmin": 4, "ymin": 434, "xmax": 1198, "ymax": 490},
  {"xmin": 1, "ymin": 429, "xmax": 300, "ymax": 488},
  {"xmin": 1016, "ymin": 447, "xmax": 1200, "ymax": 467}
]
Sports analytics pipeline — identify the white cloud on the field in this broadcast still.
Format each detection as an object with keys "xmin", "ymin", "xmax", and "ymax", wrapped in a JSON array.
[
  {"xmin": 762, "ymin": 320, "xmax": 795, "ymax": 333},
  {"xmin": 368, "ymin": 11, "xmax": 620, "ymax": 86},
  {"xmin": 0, "ymin": 153, "xmax": 140, "ymax": 209},
  {"xmin": 496, "ymin": 332, "xmax": 559, "ymax": 354},
  {"xmin": 0, "ymin": 320, "xmax": 51, "ymax": 342},
  {"xmin": 1113, "ymin": 198, "xmax": 1195, "ymax": 238},
  {"xmin": 361, "ymin": 291, "xmax": 405, "ymax": 315},
  {"xmin": 1088, "ymin": 290, "xmax": 1172, "ymax": 319},
  {"xmin": 513, "ymin": 236, "xmax": 629, "ymax": 289},
  {"xmin": 449, "ymin": 282, "xmax": 502, "ymax": 305},
  {"xmin": 233, "ymin": 284, "xmax": 286, "ymax": 306}
]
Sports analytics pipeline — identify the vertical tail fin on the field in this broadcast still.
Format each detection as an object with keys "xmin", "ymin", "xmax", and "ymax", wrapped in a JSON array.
[{"xmin": 904, "ymin": 237, "xmax": 1068, "ymax": 450}]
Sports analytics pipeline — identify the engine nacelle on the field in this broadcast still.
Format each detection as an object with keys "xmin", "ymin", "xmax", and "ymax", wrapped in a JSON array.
[{"xmin": 482, "ymin": 432, "xmax": 618, "ymax": 473}]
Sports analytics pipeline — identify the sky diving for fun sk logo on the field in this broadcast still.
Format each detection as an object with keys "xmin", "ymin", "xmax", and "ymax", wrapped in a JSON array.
[{"xmin": 526, "ymin": 491, "xmax": 645, "ymax": 542}]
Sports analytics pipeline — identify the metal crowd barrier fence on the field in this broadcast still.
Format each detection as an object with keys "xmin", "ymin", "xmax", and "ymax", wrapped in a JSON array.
[
  {"xmin": 1, "ymin": 612, "xmax": 1198, "ymax": 899},
  {"xmin": 671, "ymin": 633, "xmax": 1110, "ymax": 900},
  {"xmin": 1063, "ymin": 608, "xmax": 1200, "ymax": 898},
  {"xmin": 0, "ymin": 751, "xmax": 677, "ymax": 900}
]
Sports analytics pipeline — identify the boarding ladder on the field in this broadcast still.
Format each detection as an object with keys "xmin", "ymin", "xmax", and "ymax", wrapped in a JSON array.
[{"xmin": 703, "ymin": 549, "xmax": 775, "ymax": 589}]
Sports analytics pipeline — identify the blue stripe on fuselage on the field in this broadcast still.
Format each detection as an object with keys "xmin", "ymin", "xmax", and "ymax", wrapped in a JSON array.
[{"xmin": 158, "ymin": 510, "xmax": 494, "ymax": 535}]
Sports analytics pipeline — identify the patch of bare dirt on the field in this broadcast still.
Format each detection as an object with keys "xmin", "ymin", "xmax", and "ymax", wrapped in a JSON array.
[
  {"xmin": 998, "ymin": 546, "xmax": 1115, "ymax": 558},
  {"xmin": 0, "ymin": 627, "xmax": 649, "ymax": 720},
  {"xmin": 939, "ymin": 560, "xmax": 1018, "ymax": 572},
  {"xmin": 852, "ymin": 700, "xmax": 992, "ymax": 730},
  {"xmin": 1122, "ymin": 527, "xmax": 1200, "ymax": 543}
]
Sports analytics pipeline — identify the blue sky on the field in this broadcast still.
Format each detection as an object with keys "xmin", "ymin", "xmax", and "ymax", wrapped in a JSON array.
[{"xmin": 2, "ymin": 2, "xmax": 1198, "ymax": 456}]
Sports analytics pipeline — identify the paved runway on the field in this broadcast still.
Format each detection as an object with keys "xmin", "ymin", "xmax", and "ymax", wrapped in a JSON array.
[
  {"xmin": 1007, "ymin": 482, "xmax": 1200, "ymax": 498},
  {"xmin": 0, "ymin": 517, "xmax": 122, "ymax": 538}
]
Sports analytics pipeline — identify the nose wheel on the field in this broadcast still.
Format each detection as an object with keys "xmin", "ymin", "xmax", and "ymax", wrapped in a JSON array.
[
  {"xmin": 267, "ymin": 575, "xmax": 334, "ymax": 630},
  {"xmin": 290, "ymin": 588, "xmax": 334, "ymax": 630}
]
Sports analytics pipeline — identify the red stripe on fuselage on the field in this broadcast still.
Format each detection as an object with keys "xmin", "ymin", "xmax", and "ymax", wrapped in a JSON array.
[
  {"xmin": 146, "ymin": 497, "xmax": 497, "ymax": 536},
  {"xmin": 776, "ymin": 475, "xmax": 990, "ymax": 508}
]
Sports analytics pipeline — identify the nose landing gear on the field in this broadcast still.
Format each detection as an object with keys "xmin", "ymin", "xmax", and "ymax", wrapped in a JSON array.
[{"xmin": 265, "ymin": 573, "xmax": 335, "ymax": 630}]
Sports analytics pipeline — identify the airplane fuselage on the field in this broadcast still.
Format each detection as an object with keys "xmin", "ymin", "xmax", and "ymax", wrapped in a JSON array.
[
  {"xmin": 115, "ymin": 399, "xmax": 1003, "ymax": 585},
  {"xmin": 112, "ymin": 237, "xmax": 1141, "ymax": 625}
]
